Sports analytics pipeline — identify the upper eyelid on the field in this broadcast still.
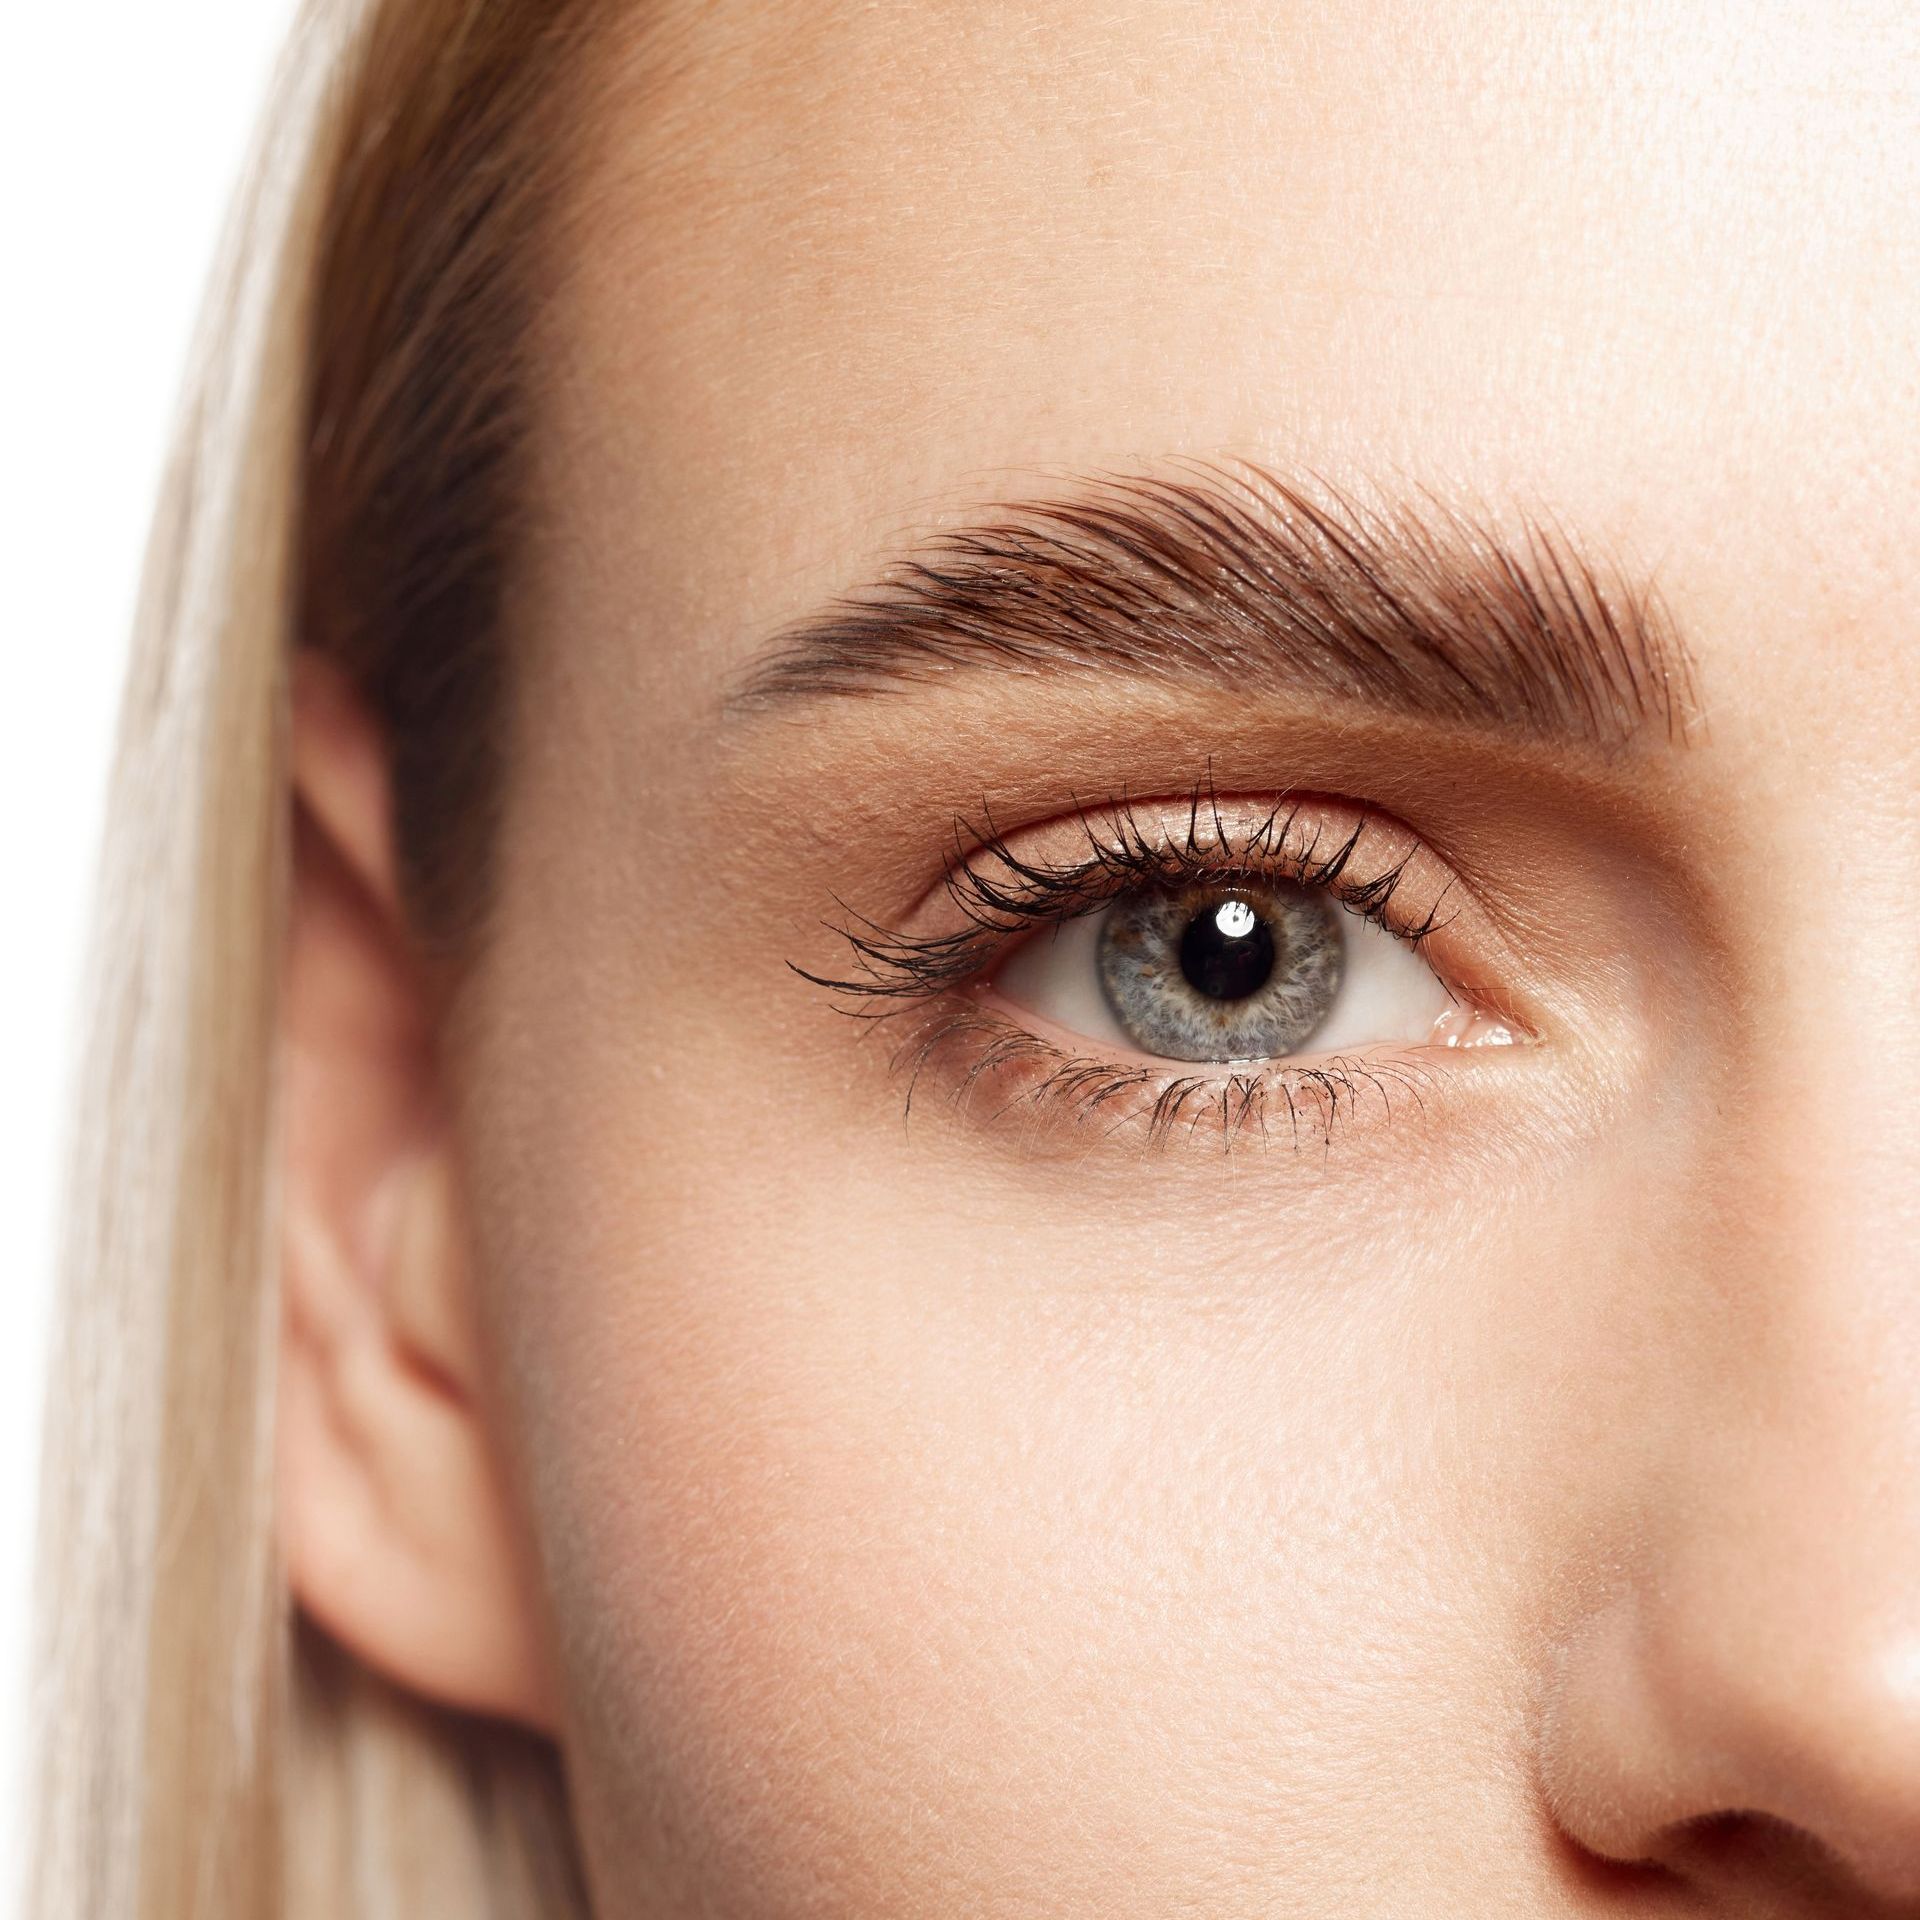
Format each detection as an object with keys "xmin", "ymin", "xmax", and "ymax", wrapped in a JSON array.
[
  {"xmin": 793, "ymin": 787, "xmax": 1510, "ymax": 1021},
  {"xmin": 935, "ymin": 794, "xmax": 1449, "ymax": 944}
]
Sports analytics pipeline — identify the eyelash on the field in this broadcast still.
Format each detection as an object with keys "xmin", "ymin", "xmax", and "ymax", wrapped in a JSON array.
[{"xmin": 792, "ymin": 779, "xmax": 1477, "ymax": 1154}]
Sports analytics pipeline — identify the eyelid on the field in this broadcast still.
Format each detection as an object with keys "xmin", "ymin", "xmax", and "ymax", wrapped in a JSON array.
[
  {"xmin": 951, "ymin": 793, "xmax": 1430, "ymax": 928},
  {"xmin": 786, "ymin": 782, "xmax": 1547, "ymax": 1154},
  {"xmin": 801, "ymin": 786, "xmax": 1536, "ymax": 1044},
  {"xmin": 967, "ymin": 798, "xmax": 1508, "ymax": 998}
]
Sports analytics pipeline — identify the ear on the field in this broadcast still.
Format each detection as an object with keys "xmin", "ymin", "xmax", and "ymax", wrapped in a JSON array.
[{"xmin": 277, "ymin": 650, "xmax": 558, "ymax": 1732}]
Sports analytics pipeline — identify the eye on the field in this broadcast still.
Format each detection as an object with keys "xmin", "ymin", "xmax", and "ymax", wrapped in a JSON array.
[{"xmin": 993, "ymin": 876, "xmax": 1460, "ymax": 1064}]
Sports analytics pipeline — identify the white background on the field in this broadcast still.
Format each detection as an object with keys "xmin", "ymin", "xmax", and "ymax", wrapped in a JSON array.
[{"xmin": 1, "ymin": 4, "xmax": 301, "ymax": 1907}]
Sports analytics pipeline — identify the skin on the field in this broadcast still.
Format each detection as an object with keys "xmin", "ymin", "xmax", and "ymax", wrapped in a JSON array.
[{"xmin": 276, "ymin": 1, "xmax": 1920, "ymax": 1915}]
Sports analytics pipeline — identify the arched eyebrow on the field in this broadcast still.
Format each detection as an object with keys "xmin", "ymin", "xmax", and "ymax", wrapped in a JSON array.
[{"xmin": 722, "ymin": 461, "xmax": 1701, "ymax": 751}]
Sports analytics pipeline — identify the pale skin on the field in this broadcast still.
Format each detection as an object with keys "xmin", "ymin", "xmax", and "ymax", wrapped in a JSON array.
[{"xmin": 276, "ymin": 1, "xmax": 1920, "ymax": 1914}]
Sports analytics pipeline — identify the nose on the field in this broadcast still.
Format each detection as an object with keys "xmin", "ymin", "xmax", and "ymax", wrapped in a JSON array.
[
  {"xmin": 1534, "ymin": 919, "xmax": 1920, "ymax": 1910},
  {"xmin": 1545, "ymin": 1514, "xmax": 1920, "ymax": 1904},
  {"xmin": 1539, "ymin": 1256, "xmax": 1920, "ymax": 1909}
]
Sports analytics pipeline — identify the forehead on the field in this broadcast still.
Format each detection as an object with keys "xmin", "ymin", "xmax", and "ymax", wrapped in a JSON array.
[{"xmin": 529, "ymin": 0, "xmax": 1917, "ymax": 719}]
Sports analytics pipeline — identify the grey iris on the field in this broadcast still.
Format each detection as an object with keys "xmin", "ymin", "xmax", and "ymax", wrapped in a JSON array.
[{"xmin": 1096, "ymin": 882, "xmax": 1344, "ymax": 1062}]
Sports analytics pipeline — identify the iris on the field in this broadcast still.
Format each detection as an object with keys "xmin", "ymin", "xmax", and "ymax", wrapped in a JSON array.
[{"xmin": 1097, "ymin": 882, "xmax": 1344, "ymax": 1062}]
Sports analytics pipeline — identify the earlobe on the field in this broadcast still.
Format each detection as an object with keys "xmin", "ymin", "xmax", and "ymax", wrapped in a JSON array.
[{"xmin": 277, "ymin": 654, "xmax": 559, "ymax": 1734}]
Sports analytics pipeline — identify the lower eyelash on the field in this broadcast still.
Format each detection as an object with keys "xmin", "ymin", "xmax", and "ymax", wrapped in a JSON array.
[{"xmin": 884, "ymin": 993, "xmax": 1441, "ymax": 1156}]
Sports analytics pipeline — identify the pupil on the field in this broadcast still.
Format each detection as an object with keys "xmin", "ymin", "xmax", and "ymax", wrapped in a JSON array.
[{"xmin": 1179, "ymin": 896, "xmax": 1276, "ymax": 1002}]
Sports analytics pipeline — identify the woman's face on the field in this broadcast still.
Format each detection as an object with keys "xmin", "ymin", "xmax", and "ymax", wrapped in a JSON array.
[{"xmin": 446, "ymin": 1, "xmax": 1919, "ymax": 1911}]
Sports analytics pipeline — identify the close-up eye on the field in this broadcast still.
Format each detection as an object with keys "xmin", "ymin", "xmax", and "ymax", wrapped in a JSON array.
[
  {"xmin": 794, "ymin": 788, "xmax": 1529, "ymax": 1152},
  {"xmin": 993, "ymin": 875, "xmax": 1464, "ymax": 1064}
]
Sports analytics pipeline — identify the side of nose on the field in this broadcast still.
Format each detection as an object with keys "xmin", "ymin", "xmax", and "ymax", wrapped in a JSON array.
[
  {"xmin": 1540, "ymin": 1288, "xmax": 1920, "ymax": 1908},
  {"xmin": 1534, "ymin": 914, "xmax": 1920, "ymax": 1909}
]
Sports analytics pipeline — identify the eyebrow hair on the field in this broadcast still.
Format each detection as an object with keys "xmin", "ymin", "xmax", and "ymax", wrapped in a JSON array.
[{"xmin": 722, "ymin": 460, "xmax": 1701, "ymax": 750}]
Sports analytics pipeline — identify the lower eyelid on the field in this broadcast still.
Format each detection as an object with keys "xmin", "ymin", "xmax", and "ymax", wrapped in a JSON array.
[
  {"xmin": 892, "ymin": 988, "xmax": 1488, "ymax": 1156},
  {"xmin": 968, "ymin": 979, "xmax": 1483, "ymax": 1078}
]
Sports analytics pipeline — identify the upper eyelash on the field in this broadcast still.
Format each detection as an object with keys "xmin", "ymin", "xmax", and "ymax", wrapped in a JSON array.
[{"xmin": 789, "ymin": 773, "xmax": 1458, "ymax": 1011}]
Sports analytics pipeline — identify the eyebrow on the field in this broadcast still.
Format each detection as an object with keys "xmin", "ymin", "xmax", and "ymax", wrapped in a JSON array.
[{"xmin": 721, "ymin": 461, "xmax": 1701, "ymax": 751}]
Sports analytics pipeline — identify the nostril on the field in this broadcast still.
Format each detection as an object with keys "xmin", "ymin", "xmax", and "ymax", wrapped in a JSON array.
[
  {"xmin": 1670, "ymin": 1807, "xmax": 1799, "ymax": 1872},
  {"xmin": 1541, "ymin": 1584, "xmax": 1920, "ymax": 1913},
  {"xmin": 1545, "ymin": 1822, "xmax": 1681, "ymax": 1901},
  {"xmin": 1653, "ymin": 1808, "xmax": 1920, "ymax": 1914}
]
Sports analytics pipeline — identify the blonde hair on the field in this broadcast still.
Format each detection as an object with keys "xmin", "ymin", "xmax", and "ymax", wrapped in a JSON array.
[{"xmin": 27, "ymin": 1, "xmax": 621, "ymax": 1911}]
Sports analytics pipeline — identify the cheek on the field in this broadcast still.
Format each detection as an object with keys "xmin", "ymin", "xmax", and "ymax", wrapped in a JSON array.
[{"xmin": 464, "ymin": 1025, "xmax": 1697, "ymax": 1918}]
